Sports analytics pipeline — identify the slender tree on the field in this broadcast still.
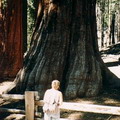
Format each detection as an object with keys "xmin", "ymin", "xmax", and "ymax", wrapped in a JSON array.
[
  {"xmin": 110, "ymin": 13, "xmax": 115, "ymax": 44},
  {"xmin": 100, "ymin": 0, "xmax": 105, "ymax": 47},
  {"xmin": 116, "ymin": 0, "xmax": 120, "ymax": 42},
  {"xmin": 8, "ymin": 0, "xmax": 120, "ymax": 99}
]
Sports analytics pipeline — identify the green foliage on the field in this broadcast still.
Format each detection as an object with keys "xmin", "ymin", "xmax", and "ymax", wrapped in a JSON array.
[
  {"xmin": 97, "ymin": 0, "xmax": 119, "ymax": 30},
  {"xmin": 1, "ymin": 0, "xmax": 7, "ymax": 9},
  {"xmin": 27, "ymin": 0, "xmax": 36, "ymax": 48}
]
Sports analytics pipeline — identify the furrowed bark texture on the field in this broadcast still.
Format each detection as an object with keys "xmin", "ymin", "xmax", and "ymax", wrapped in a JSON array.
[
  {"xmin": 14, "ymin": 0, "xmax": 120, "ymax": 99},
  {"xmin": 0, "ymin": 0, "xmax": 23, "ymax": 79},
  {"xmin": 0, "ymin": 0, "xmax": 6, "ymax": 78}
]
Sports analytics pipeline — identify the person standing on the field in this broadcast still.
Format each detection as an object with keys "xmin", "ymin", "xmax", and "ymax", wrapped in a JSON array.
[{"xmin": 43, "ymin": 80, "xmax": 63, "ymax": 120}]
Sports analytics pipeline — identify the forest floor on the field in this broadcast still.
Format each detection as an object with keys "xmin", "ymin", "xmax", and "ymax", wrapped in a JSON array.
[{"xmin": 0, "ymin": 43, "xmax": 120, "ymax": 120}]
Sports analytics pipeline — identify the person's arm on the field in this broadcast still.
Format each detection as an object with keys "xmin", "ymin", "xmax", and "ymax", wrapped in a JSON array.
[
  {"xmin": 58, "ymin": 92, "xmax": 63, "ymax": 106},
  {"xmin": 43, "ymin": 90, "xmax": 49, "ymax": 104}
]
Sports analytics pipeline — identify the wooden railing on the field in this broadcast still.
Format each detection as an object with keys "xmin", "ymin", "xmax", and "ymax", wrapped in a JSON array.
[{"xmin": 0, "ymin": 91, "xmax": 120, "ymax": 120}]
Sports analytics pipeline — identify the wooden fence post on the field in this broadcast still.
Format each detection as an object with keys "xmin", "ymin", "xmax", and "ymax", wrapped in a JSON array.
[{"xmin": 25, "ymin": 91, "xmax": 35, "ymax": 120}]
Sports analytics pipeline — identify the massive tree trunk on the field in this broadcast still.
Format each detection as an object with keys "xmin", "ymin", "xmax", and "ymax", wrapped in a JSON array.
[
  {"xmin": 11, "ymin": 0, "xmax": 120, "ymax": 99},
  {"xmin": 0, "ymin": 0, "xmax": 23, "ymax": 80}
]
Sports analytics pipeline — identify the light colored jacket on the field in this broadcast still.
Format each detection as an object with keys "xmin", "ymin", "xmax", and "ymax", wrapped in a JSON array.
[{"xmin": 43, "ymin": 88, "xmax": 63, "ymax": 114}]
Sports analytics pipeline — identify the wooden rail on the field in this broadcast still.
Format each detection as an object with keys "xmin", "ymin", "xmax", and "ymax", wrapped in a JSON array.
[
  {"xmin": 0, "ymin": 107, "xmax": 25, "ymax": 114},
  {"xmin": 0, "ymin": 94, "xmax": 25, "ymax": 101},
  {"xmin": 35, "ymin": 100, "xmax": 120, "ymax": 115},
  {"xmin": 1, "ymin": 91, "xmax": 120, "ymax": 120}
]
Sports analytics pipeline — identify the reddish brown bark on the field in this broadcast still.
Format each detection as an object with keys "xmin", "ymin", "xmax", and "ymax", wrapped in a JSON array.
[
  {"xmin": 6, "ymin": 0, "xmax": 120, "ymax": 99},
  {"xmin": 14, "ymin": 0, "xmax": 103, "ymax": 98},
  {"xmin": 0, "ymin": 0, "xmax": 23, "ymax": 80}
]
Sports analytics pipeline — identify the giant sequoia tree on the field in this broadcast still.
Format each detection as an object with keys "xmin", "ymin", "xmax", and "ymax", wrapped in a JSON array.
[
  {"xmin": 10, "ymin": 0, "xmax": 120, "ymax": 99},
  {"xmin": 0, "ymin": 0, "xmax": 23, "ymax": 79}
]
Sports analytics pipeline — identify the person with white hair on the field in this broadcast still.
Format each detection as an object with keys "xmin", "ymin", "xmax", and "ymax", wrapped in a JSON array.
[{"xmin": 43, "ymin": 80, "xmax": 63, "ymax": 120}]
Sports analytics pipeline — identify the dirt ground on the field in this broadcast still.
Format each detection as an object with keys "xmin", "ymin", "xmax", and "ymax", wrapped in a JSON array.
[
  {"xmin": 61, "ymin": 88, "xmax": 120, "ymax": 120},
  {"xmin": 0, "ymin": 44, "xmax": 120, "ymax": 120}
]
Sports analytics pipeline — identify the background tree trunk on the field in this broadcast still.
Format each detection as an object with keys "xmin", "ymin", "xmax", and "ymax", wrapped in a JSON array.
[
  {"xmin": 96, "ymin": 0, "xmax": 120, "ymax": 48},
  {"xmin": 0, "ymin": 0, "xmax": 6, "ymax": 75},
  {"xmin": 117, "ymin": 1, "xmax": 120, "ymax": 42},
  {"xmin": 101, "ymin": 0, "xmax": 105, "ymax": 48},
  {"xmin": 22, "ymin": 0, "xmax": 27, "ymax": 53},
  {"xmin": 0, "ymin": 0, "xmax": 23, "ymax": 80},
  {"xmin": 110, "ymin": 13, "xmax": 115, "ymax": 44},
  {"xmin": 12, "ymin": 0, "xmax": 120, "ymax": 99}
]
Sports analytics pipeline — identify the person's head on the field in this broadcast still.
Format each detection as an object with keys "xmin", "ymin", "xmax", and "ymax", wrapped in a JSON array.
[{"xmin": 51, "ymin": 80, "xmax": 60, "ymax": 90}]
